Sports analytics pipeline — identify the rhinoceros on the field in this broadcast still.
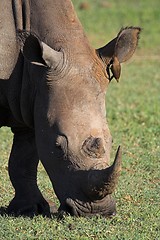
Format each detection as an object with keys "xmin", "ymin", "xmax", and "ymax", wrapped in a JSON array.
[{"xmin": 0, "ymin": 0, "xmax": 141, "ymax": 217}]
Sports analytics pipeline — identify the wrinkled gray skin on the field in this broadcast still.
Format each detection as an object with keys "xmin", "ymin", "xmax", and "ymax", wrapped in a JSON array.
[{"xmin": 0, "ymin": 0, "xmax": 141, "ymax": 217}]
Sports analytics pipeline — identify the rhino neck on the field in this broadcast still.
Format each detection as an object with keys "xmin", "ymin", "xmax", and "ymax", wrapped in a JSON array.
[{"xmin": 30, "ymin": 0, "xmax": 88, "ymax": 50}]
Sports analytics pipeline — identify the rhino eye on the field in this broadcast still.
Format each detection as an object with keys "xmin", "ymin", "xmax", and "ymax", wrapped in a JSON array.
[{"xmin": 56, "ymin": 135, "xmax": 68, "ymax": 158}]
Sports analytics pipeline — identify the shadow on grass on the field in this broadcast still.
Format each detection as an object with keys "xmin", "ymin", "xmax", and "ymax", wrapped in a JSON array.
[
  {"xmin": 0, "ymin": 206, "xmax": 59, "ymax": 219},
  {"xmin": 0, "ymin": 206, "xmax": 8, "ymax": 216}
]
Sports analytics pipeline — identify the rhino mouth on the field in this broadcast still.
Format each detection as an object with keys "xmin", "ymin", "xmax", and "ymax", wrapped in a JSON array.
[
  {"xmin": 58, "ymin": 196, "xmax": 116, "ymax": 218},
  {"xmin": 57, "ymin": 146, "xmax": 121, "ymax": 218}
]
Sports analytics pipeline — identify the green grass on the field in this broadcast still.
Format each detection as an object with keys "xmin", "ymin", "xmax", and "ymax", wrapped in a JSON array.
[
  {"xmin": 73, "ymin": 0, "xmax": 160, "ymax": 53},
  {"xmin": 0, "ymin": 0, "xmax": 160, "ymax": 239}
]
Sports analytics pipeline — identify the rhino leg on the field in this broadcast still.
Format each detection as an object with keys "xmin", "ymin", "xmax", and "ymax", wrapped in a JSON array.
[{"xmin": 7, "ymin": 128, "xmax": 51, "ymax": 217}]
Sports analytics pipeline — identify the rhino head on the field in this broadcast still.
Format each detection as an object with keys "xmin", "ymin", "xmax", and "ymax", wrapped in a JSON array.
[{"xmin": 18, "ymin": 26, "xmax": 140, "ymax": 217}]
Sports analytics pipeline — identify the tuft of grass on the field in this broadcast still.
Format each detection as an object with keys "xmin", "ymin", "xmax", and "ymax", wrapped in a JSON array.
[{"xmin": 0, "ymin": 0, "xmax": 159, "ymax": 239}]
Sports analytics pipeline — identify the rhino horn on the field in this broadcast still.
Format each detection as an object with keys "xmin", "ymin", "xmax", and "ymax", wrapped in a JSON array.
[{"xmin": 87, "ymin": 146, "xmax": 122, "ymax": 199}]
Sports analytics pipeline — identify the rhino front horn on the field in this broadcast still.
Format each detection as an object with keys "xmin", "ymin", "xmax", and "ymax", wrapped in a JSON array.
[{"xmin": 87, "ymin": 146, "xmax": 122, "ymax": 200}]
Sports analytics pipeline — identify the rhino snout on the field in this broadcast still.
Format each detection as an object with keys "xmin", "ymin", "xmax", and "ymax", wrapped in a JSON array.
[{"xmin": 58, "ymin": 196, "xmax": 117, "ymax": 218}]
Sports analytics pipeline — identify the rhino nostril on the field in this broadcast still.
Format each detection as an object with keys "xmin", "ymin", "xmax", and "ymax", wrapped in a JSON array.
[
  {"xmin": 92, "ymin": 138, "xmax": 103, "ymax": 149},
  {"xmin": 82, "ymin": 136, "xmax": 105, "ymax": 158}
]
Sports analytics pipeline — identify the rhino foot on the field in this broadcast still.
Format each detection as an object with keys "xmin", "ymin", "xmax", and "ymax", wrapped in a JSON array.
[{"xmin": 7, "ymin": 196, "xmax": 51, "ymax": 218}]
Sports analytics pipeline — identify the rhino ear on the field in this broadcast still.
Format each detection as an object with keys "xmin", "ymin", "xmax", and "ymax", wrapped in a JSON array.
[
  {"xmin": 18, "ymin": 31, "xmax": 63, "ymax": 68},
  {"xmin": 97, "ymin": 27, "xmax": 141, "ymax": 81}
]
